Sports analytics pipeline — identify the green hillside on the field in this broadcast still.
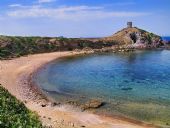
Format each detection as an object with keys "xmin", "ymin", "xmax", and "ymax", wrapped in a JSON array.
[
  {"xmin": 0, "ymin": 85, "xmax": 42, "ymax": 128},
  {"xmin": 0, "ymin": 35, "xmax": 115, "ymax": 59}
]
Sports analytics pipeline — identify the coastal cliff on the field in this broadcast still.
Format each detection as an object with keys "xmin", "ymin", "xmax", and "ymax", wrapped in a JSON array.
[{"xmin": 101, "ymin": 27, "xmax": 164, "ymax": 48}]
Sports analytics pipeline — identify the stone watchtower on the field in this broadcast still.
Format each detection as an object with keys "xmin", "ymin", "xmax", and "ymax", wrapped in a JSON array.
[{"xmin": 127, "ymin": 22, "xmax": 132, "ymax": 28}]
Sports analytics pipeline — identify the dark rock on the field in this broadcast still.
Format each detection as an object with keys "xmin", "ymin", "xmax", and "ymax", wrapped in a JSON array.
[
  {"xmin": 123, "ymin": 80, "xmax": 129, "ymax": 83},
  {"xmin": 41, "ymin": 104, "xmax": 47, "ymax": 107},
  {"xmin": 121, "ymin": 87, "xmax": 133, "ymax": 91},
  {"xmin": 51, "ymin": 102, "xmax": 60, "ymax": 107}
]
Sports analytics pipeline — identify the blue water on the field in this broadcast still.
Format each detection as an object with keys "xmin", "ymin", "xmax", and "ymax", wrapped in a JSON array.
[
  {"xmin": 162, "ymin": 36, "xmax": 170, "ymax": 41},
  {"xmin": 35, "ymin": 50, "xmax": 170, "ymax": 126}
]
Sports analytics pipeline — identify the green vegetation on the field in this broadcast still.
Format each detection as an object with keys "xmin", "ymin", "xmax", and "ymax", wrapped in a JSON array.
[
  {"xmin": 0, "ymin": 36, "xmax": 58, "ymax": 59},
  {"xmin": 0, "ymin": 35, "xmax": 116, "ymax": 59},
  {"xmin": 0, "ymin": 85, "xmax": 42, "ymax": 128},
  {"xmin": 0, "ymin": 27, "xmax": 164, "ymax": 59}
]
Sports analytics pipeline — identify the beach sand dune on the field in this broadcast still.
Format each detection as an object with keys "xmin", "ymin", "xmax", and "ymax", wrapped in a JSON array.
[{"xmin": 0, "ymin": 51, "xmax": 156, "ymax": 128}]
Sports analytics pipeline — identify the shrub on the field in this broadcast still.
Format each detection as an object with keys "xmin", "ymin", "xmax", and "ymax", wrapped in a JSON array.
[{"xmin": 0, "ymin": 86, "xmax": 42, "ymax": 128}]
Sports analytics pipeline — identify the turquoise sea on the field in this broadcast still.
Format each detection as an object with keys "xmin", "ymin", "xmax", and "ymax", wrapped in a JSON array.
[{"xmin": 34, "ymin": 50, "xmax": 170, "ymax": 127}]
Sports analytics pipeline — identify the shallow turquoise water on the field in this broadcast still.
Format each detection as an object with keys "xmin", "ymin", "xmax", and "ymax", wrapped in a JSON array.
[{"xmin": 35, "ymin": 50, "xmax": 170, "ymax": 126}]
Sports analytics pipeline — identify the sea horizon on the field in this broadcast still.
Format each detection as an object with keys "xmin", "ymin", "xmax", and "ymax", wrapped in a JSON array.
[{"xmin": 162, "ymin": 36, "xmax": 170, "ymax": 41}]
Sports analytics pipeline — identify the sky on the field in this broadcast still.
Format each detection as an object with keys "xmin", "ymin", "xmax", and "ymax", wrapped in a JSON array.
[{"xmin": 0, "ymin": 0, "xmax": 170, "ymax": 37}]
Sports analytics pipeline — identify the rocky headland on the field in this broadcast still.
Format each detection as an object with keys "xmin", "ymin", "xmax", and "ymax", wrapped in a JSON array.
[{"xmin": 0, "ymin": 26, "xmax": 169, "ymax": 59}]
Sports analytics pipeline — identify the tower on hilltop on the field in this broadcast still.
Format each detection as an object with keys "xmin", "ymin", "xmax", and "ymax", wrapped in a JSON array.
[{"xmin": 127, "ymin": 22, "xmax": 132, "ymax": 28}]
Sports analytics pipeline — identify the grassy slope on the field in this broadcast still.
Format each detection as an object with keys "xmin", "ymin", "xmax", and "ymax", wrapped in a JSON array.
[
  {"xmin": 0, "ymin": 36, "xmax": 60, "ymax": 59},
  {"xmin": 0, "ymin": 35, "xmax": 116, "ymax": 59},
  {"xmin": 0, "ymin": 85, "xmax": 42, "ymax": 128}
]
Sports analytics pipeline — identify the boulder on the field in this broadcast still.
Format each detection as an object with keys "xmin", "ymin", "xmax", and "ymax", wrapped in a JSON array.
[
  {"xmin": 41, "ymin": 104, "xmax": 47, "ymax": 107},
  {"xmin": 51, "ymin": 102, "xmax": 60, "ymax": 107},
  {"xmin": 81, "ymin": 99, "xmax": 104, "ymax": 110}
]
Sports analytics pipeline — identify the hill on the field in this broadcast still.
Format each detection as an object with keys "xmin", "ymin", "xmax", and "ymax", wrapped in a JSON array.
[
  {"xmin": 0, "ymin": 36, "xmax": 116, "ymax": 59},
  {"xmin": 0, "ymin": 85, "xmax": 42, "ymax": 128},
  {"xmin": 101, "ymin": 27, "xmax": 164, "ymax": 48}
]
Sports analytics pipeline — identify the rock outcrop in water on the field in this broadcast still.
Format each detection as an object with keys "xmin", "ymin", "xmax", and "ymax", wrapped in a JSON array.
[{"xmin": 81, "ymin": 99, "xmax": 104, "ymax": 110}]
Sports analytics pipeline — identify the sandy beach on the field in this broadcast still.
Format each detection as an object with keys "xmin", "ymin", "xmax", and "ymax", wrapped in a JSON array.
[{"xmin": 0, "ymin": 51, "xmax": 156, "ymax": 128}]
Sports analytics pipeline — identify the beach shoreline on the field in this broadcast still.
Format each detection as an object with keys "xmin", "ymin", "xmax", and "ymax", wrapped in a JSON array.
[{"xmin": 0, "ymin": 51, "xmax": 157, "ymax": 128}]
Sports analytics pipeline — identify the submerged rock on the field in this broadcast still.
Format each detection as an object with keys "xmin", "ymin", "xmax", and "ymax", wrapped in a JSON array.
[
  {"xmin": 121, "ymin": 87, "xmax": 133, "ymax": 91},
  {"xmin": 81, "ymin": 99, "xmax": 104, "ymax": 110}
]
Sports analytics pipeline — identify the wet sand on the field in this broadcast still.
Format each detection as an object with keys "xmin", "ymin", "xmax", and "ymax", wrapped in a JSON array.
[{"xmin": 0, "ymin": 51, "xmax": 156, "ymax": 128}]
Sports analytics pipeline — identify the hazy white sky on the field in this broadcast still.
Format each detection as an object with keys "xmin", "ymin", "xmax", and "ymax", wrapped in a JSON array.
[{"xmin": 0, "ymin": 0, "xmax": 170, "ymax": 37}]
